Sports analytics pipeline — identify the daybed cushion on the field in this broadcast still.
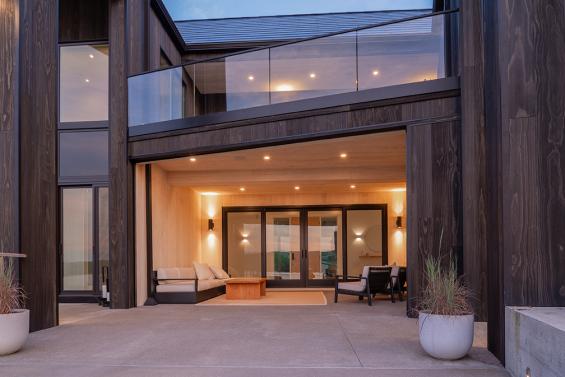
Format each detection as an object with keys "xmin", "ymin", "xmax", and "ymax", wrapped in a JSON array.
[
  {"xmin": 157, "ymin": 267, "xmax": 196, "ymax": 280},
  {"xmin": 193, "ymin": 262, "xmax": 215, "ymax": 280},
  {"xmin": 198, "ymin": 279, "xmax": 226, "ymax": 291},
  {"xmin": 210, "ymin": 266, "xmax": 230, "ymax": 279},
  {"xmin": 338, "ymin": 281, "xmax": 365, "ymax": 292},
  {"xmin": 156, "ymin": 281, "xmax": 196, "ymax": 293}
]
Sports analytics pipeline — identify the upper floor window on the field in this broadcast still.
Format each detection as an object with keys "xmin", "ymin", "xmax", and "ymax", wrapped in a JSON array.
[{"xmin": 60, "ymin": 44, "xmax": 109, "ymax": 123}]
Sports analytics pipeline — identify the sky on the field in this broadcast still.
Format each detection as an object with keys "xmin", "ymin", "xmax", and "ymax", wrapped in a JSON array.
[{"xmin": 163, "ymin": 0, "xmax": 433, "ymax": 21}]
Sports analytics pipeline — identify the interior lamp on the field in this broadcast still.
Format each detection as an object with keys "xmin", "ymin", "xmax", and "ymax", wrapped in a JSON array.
[{"xmin": 208, "ymin": 219, "xmax": 215, "ymax": 232}]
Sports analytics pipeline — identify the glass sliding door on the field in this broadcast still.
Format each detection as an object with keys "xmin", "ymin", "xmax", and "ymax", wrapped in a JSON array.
[
  {"xmin": 266, "ymin": 211, "xmax": 302, "ymax": 283},
  {"xmin": 60, "ymin": 186, "xmax": 109, "ymax": 300},
  {"xmin": 62, "ymin": 187, "xmax": 94, "ymax": 291},
  {"xmin": 307, "ymin": 210, "xmax": 342, "ymax": 282}
]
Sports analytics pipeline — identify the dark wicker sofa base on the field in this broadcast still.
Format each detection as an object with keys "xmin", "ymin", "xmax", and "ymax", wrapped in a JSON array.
[{"xmin": 154, "ymin": 285, "xmax": 226, "ymax": 304}]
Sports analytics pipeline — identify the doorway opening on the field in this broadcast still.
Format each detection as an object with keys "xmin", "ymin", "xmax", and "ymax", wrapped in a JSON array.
[{"xmin": 135, "ymin": 131, "xmax": 406, "ymax": 304}]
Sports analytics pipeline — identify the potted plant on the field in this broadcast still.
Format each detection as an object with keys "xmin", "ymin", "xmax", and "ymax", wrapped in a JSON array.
[
  {"xmin": 418, "ymin": 251, "xmax": 474, "ymax": 360},
  {"xmin": 0, "ymin": 259, "xmax": 28, "ymax": 355}
]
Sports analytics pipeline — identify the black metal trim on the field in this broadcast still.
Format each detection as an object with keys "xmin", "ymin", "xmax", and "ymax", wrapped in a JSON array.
[
  {"xmin": 59, "ymin": 121, "xmax": 109, "ymax": 130},
  {"xmin": 222, "ymin": 204, "xmax": 389, "ymax": 288},
  {"xmin": 129, "ymin": 77, "xmax": 460, "ymax": 137}
]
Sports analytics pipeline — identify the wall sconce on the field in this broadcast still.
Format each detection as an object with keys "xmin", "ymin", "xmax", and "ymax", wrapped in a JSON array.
[
  {"xmin": 208, "ymin": 219, "xmax": 215, "ymax": 232},
  {"xmin": 395, "ymin": 216, "xmax": 403, "ymax": 229}
]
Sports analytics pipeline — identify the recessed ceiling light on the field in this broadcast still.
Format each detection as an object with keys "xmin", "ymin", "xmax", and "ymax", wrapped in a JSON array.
[
  {"xmin": 372, "ymin": 70, "xmax": 380, "ymax": 76},
  {"xmin": 263, "ymin": 155, "xmax": 271, "ymax": 161},
  {"xmin": 239, "ymin": 187, "xmax": 246, "ymax": 192},
  {"xmin": 189, "ymin": 157, "xmax": 196, "ymax": 162},
  {"xmin": 350, "ymin": 184, "xmax": 357, "ymax": 189},
  {"xmin": 84, "ymin": 78, "xmax": 90, "ymax": 83},
  {"xmin": 248, "ymin": 75, "xmax": 254, "ymax": 81},
  {"xmin": 309, "ymin": 73, "xmax": 316, "ymax": 79},
  {"xmin": 340, "ymin": 153, "xmax": 348, "ymax": 159},
  {"xmin": 89, "ymin": 54, "xmax": 94, "ymax": 59},
  {"xmin": 294, "ymin": 186, "xmax": 300, "ymax": 191},
  {"xmin": 201, "ymin": 192, "xmax": 219, "ymax": 196}
]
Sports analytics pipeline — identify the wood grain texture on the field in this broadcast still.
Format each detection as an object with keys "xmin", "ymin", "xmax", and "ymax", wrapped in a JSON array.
[
  {"xmin": 109, "ymin": 0, "xmax": 135, "ymax": 309},
  {"xmin": 129, "ymin": 94, "xmax": 459, "ymax": 161},
  {"xmin": 19, "ymin": 0, "xmax": 59, "ymax": 331},
  {"xmin": 148, "ymin": 6, "xmax": 182, "ymax": 69},
  {"xmin": 460, "ymin": 0, "xmax": 488, "ymax": 321},
  {"xmin": 0, "ymin": 0, "xmax": 19, "ymax": 257},
  {"xmin": 59, "ymin": 0, "xmax": 109, "ymax": 43},
  {"xmin": 482, "ymin": 0, "xmax": 505, "ymax": 362},
  {"xmin": 498, "ymin": 0, "xmax": 565, "ymax": 308},
  {"xmin": 406, "ymin": 120, "xmax": 462, "ymax": 317}
]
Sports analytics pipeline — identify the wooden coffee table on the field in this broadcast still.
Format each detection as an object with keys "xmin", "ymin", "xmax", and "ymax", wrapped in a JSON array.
[{"xmin": 225, "ymin": 278, "xmax": 267, "ymax": 300}]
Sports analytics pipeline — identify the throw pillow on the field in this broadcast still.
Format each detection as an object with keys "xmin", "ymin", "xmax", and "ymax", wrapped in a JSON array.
[
  {"xmin": 210, "ymin": 266, "xmax": 230, "ymax": 279},
  {"xmin": 193, "ymin": 262, "xmax": 215, "ymax": 280}
]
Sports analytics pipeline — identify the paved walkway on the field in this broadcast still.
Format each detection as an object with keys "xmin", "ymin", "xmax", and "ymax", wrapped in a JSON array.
[{"xmin": 0, "ymin": 293, "xmax": 510, "ymax": 377}]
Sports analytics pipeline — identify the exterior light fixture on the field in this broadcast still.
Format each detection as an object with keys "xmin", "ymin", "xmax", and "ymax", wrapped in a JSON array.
[
  {"xmin": 340, "ymin": 153, "xmax": 347, "ymax": 159},
  {"xmin": 372, "ymin": 70, "xmax": 380, "ymax": 76},
  {"xmin": 189, "ymin": 157, "xmax": 196, "ymax": 162},
  {"xmin": 350, "ymin": 184, "xmax": 356, "ymax": 189},
  {"xmin": 263, "ymin": 155, "xmax": 271, "ymax": 161},
  {"xmin": 248, "ymin": 75, "xmax": 254, "ymax": 81},
  {"xmin": 525, "ymin": 367, "xmax": 531, "ymax": 377},
  {"xmin": 395, "ymin": 216, "xmax": 403, "ymax": 229},
  {"xmin": 89, "ymin": 54, "xmax": 94, "ymax": 59},
  {"xmin": 84, "ymin": 78, "xmax": 90, "ymax": 83},
  {"xmin": 208, "ymin": 219, "xmax": 215, "ymax": 231},
  {"xmin": 309, "ymin": 73, "xmax": 316, "ymax": 78},
  {"xmin": 239, "ymin": 187, "xmax": 246, "ymax": 192},
  {"xmin": 294, "ymin": 186, "xmax": 300, "ymax": 191}
]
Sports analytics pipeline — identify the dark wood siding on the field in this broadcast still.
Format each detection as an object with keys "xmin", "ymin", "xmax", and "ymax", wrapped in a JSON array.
[
  {"xmin": 109, "ymin": 0, "xmax": 135, "ymax": 309},
  {"xmin": 19, "ymin": 0, "xmax": 59, "ymax": 331},
  {"xmin": 59, "ymin": 0, "xmax": 109, "ymax": 43},
  {"xmin": 0, "ymin": 0, "xmax": 19, "ymax": 257},
  {"xmin": 406, "ymin": 120, "xmax": 463, "ymax": 317},
  {"xmin": 129, "ymin": 94, "xmax": 460, "ymax": 161},
  {"xmin": 460, "ymin": 0, "xmax": 488, "ymax": 321},
  {"xmin": 480, "ymin": 0, "xmax": 565, "ymax": 361}
]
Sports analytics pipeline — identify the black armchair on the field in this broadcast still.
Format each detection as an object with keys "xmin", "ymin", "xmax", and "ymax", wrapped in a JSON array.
[{"xmin": 334, "ymin": 266, "xmax": 394, "ymax": 306}]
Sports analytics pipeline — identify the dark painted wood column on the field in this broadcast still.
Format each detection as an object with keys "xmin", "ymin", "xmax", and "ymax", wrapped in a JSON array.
[
  {"xmin": 406, "ymin": 120, "xmax": 463, "ymax": 316},
  {"xmin": 460, "ymin": 0, "xmax": 488, "ymax": 322},
  {"xmin": 0, "ymin": 0, "xmax": 19, "ymax": 258},
  {"xmin": 109, "ymin": 0, "xmax": 136, "ymax": 309},
  {"xmin": 19, "ymin": 0, "xmax": 59, "ymax": 330},
  {"xmin": 481, "ymin": 0, "xmax": 565, "ymax": 362}
]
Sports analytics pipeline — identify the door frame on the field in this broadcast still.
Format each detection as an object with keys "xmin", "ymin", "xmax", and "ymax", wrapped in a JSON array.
[
  {"xmin": 58, "ymin": 184, "xmax": 108, "ymax": 303},
  {"xmin": 222, "ymin": 204, "xmax": 388, "ymax": 288}
]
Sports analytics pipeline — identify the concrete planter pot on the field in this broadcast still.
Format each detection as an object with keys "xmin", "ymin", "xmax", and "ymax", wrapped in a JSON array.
[
  {"xmin": 418, "ymin": 312, "xmax": 474, "ymax": 360},
  {"xmin": 0, "ymin": 309, "xmax": 29, "ymax": 355}
]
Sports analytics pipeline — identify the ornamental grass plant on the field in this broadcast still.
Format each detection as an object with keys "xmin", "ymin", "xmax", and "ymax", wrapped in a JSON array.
[{"xmin": 0, "ymin": 260, "xmax": 25, "ymax": 315}]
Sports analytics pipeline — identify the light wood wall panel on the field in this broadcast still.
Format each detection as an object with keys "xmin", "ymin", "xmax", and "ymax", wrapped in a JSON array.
[
  {"xmin": 135, "ymin": 165, "xmax": 148, "ymax": 306},
  {"xmin": 151, "ymin": 166, "xmax": 201, "ymax": 269}
]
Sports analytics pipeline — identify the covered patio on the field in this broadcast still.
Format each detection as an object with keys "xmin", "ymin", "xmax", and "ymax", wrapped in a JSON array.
[{"xmin": 0, "ymin": 294, "xmax": 509, "ymax": 377}]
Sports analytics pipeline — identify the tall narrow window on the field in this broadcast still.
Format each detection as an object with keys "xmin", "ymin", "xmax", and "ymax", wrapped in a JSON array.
[{"xmin": 60, "ymin": 45, "xmax": 109, "ymax": 123}]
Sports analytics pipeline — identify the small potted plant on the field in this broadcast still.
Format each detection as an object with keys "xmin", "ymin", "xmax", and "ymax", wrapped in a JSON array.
[
  {"xmin": 418, "ymin": 251, "xmax": 474, "ymax": 360},
  {"xmin": 0, "ymin": 259, "xmax": 28, "ymax": 355}
]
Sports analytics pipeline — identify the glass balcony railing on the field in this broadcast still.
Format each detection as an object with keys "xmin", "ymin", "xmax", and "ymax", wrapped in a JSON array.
[{"xmin": 128, "ymin": 10, "xmax": 458, "ymax": 128}]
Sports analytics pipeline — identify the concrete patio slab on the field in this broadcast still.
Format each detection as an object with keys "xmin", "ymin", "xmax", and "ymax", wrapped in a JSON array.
[{"xmin": 0, "ymin": 293, "xmax": 509, "ymax": 377}]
